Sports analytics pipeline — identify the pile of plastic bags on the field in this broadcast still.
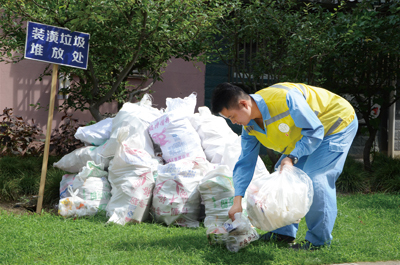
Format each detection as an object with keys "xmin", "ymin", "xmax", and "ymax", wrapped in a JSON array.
[{"xmin": 54, "ymin": 92, "xmax": 313, "ymax": 252}]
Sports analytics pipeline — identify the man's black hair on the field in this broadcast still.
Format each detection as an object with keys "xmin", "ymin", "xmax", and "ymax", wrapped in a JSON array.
[{"xmin": 211, "ymin": 82, "xmax": 250, "ymax": 114}]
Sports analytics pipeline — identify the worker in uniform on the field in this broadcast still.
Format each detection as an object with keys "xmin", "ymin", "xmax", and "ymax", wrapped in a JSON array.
[{"xmin": 211, "ymin": 82, "xmax": 358, "ymax": 250}]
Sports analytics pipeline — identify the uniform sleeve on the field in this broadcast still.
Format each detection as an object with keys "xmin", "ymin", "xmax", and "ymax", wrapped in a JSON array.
[
  {"xmin": 286, "ymin": 88, "xmax": 324, "ymax": 159},
  {"xmin": 233, "ymin": 127, "xmax": 260, "ymax": 197}
]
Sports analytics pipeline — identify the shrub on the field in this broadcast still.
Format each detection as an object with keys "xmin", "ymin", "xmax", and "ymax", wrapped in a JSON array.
[
  {"xmin": 0, "ymin": 108, "xmax": 44, "ymax": 157},
  {"xmin": 370, "ymin": 153, "xmax": 400, "ymax": 193},
  {"xmin": 337, "ymin": 156, "xmax": 369, "ymax": 193},
  {"xmin": 0, "ymin": 107, "xmax": 84, "ymax": 158},
  {"xmin": 49, "ymin": 111, "xmax": 84, "ymax": 156}
]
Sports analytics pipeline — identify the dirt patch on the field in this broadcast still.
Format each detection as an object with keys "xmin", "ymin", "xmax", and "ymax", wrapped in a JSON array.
[
  {"xmin": 0, "ymin": 201, "xmax": 33, "ymax": 215},
  {"xmin": 0, "ymin": 201, "xmax": 56, "ymax": 215}
]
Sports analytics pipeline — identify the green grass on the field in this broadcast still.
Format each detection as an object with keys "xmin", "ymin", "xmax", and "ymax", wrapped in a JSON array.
[
  {"xmin": 0, "ymin": 156, "xmax": 64, "ymax": 205},
  {"xmin": 1, "ymin": 193, "xmax": 399, "ymax": 265},
  {"xmin": 1, "ymin": 156, "xmax": 399, "ymax": 264}
]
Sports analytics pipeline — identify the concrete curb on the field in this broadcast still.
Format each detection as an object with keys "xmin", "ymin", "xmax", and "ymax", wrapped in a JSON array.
[{"xmin": 332, "ymin": 260, "xmax": 400, "ymax": 265}]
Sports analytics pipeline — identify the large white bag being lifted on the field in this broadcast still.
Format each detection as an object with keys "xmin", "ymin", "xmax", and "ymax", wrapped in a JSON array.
[
  {"xmin": 247, "ymin": 166, "xmax": 314, "ymax": 231},
  {"xmin": 198, "ymin": 165, "xmax": 235, "ymax": 229},
  {"xmin": 152, "ymin": 157, "xmax": 210, "ymax": 227},
  {"xmin": 106, "ymin": 127, "xmax": 158, "ymax": 225}
]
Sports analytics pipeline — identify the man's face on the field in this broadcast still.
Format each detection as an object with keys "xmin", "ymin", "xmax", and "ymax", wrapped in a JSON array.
[{"xmin": 219, "ymin": 102, "xmax": 252, "ymax": 126}]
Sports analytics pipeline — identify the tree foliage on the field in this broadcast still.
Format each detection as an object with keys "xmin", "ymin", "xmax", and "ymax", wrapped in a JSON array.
[
  {"xmin": 208, "ymin": 0, "xmax": 338, "ymax": 92},
  {"xmin": 209, "ymin": 0, "xmax": 400, "ymax": 169},
  {"xmin": 0, "ymin": 0, "xmax": 237, "ymax": 121},
  {"xmin": 321, "ymin": 1, "xmax": 400, "ymax": 170}
]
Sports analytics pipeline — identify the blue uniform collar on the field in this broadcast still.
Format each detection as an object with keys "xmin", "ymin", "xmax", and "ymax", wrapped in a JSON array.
[{"xmin": 247, "ymin": 94, "xmax": 270, "ymax": 131}]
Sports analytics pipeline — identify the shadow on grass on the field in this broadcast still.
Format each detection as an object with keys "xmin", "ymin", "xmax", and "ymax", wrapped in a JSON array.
[
  {"xmin": 112, "ymin": 233, "xmax": 277, "ymax": 264},
  {"xmin": 53, "ymin": 211, "xmax": 110, "ymax": 224}
]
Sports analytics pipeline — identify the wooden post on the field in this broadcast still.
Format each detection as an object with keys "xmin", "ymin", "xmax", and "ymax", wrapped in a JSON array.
[{"xmin": 36, "ymin": 64, "xmax": 59, "ymax": 214}]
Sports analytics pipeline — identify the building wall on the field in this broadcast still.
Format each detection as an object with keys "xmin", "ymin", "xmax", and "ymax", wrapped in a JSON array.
[
  {"xmin": 150, "ymin": 59, "xmax": 205, "ymax": 110},
  {"xmin": 0, "ymin": 57, "xmax": 205, "ymax": 131}
]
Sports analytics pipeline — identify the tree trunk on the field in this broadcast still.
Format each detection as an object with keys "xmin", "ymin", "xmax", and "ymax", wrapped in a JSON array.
[
  {"xmin": 89, "ymin": 105, "xmax": 103, "ymax": 122},
  {"xmin": 363, "ymin": 128, "xmax": 377, "ymax": 171}
]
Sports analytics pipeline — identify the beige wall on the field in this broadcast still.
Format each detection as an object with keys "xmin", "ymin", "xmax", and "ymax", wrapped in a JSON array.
[{"xmin": 0, "ymin": 57, "xmax": 205, "ymax": 132}]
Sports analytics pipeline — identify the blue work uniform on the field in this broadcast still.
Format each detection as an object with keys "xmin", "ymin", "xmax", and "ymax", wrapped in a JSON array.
[{"xmin": 233, "ymin": 83, "xmax": 358, "ymax": 246}]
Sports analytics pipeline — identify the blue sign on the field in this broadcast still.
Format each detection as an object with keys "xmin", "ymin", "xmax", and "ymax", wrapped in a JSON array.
[{"xmin": 24, "ymin": 21, "xmax": 90, "ymax": 70}]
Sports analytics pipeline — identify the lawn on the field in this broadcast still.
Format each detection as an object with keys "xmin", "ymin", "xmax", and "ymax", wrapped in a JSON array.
[{"xmin": 0, "ymin": 193, "xmax": 399, "ymax": 265}]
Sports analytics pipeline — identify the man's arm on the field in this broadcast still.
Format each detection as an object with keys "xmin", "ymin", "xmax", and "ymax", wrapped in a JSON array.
[
  {"xmin": 233, "ymin": 129, "xmax": 260, "ymax": 197},
  {"xmin": 229, "ymin": 128, "xmax": 260, "ymax": 220}
]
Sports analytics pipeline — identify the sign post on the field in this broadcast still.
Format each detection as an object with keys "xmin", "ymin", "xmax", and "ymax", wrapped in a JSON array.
[
  {"xmin": 24, "ymin": 21, "xmax": 90, "ymax": 213},
  {"xmin": 37, "ymin": 64, "xmax": 58, "ymax": 213}
]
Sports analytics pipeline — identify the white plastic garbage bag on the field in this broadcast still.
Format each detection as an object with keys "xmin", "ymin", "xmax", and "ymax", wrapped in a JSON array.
[
  {"xmin": 198, "ymin": 165, "xmax": 235, "ymax": 229},
  {"xmin": 58, "ymin": 187, "xmax": 99, "ymax": 217},
  {"xmin": 53, "ymin": 145, "xmax": 111, "ymax": 173},
  {"xmin": 72, "ymin": 161, "xmax": 112, "ymax": 212},
  {"xmin": 165, "ymin": 92, "xmax": 197, "ymax": 113},
  {"xmin": 74, "ymin": 117, "xmax": 113, "ymax": 146},
  {"xmin": 189, "ymin": 106, "xmax": 238, "ymax": 164},
  {"xmin": 220, "ymin": 135, "xmax": 268, "ymax": 179},
  {"xmin": 106, "ymin": 127, "xmax": 158, "ymax": 225},
  {"xmin": 207, "ymin": 212, "xmax": 259, "ymax": 253},
  {"xmin": 246, "ymin": 166, "xmax": 314, "ymax": 231},
  {"xmin": 107, "ymin": 171, "xmax": 155, "ymax": 225},
  {"xmin": 60, "ymin": 174, "xmax": 76, "ymax": 199},
  {"xmin": 149, "ymin": 93, "xmax": 205, "ymax": 163},
  {"xmin": 98, "ymin": 94, "xmax": 162, "ymax": 158},
  {"xmin": 152, "ymin": 157, "xmax": 210, "ymax": 227},
  {"xmin": 149, "ymin": 116, "xmax": 205, "ymax": 163}
]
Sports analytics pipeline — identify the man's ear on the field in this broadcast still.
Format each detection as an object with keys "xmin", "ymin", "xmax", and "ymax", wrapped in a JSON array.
[{"xmin": 238, "ymin": 99, "xmax": 249, "ymax": 109}]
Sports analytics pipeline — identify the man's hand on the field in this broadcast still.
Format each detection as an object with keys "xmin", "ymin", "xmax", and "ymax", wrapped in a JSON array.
[
  {"xmin": 279, "ymin": 156, "xmax": 293, "ymax": 173},
  {"xmin": 228, "ymin": 196, "xmax": 243, "ymax": 221}
]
